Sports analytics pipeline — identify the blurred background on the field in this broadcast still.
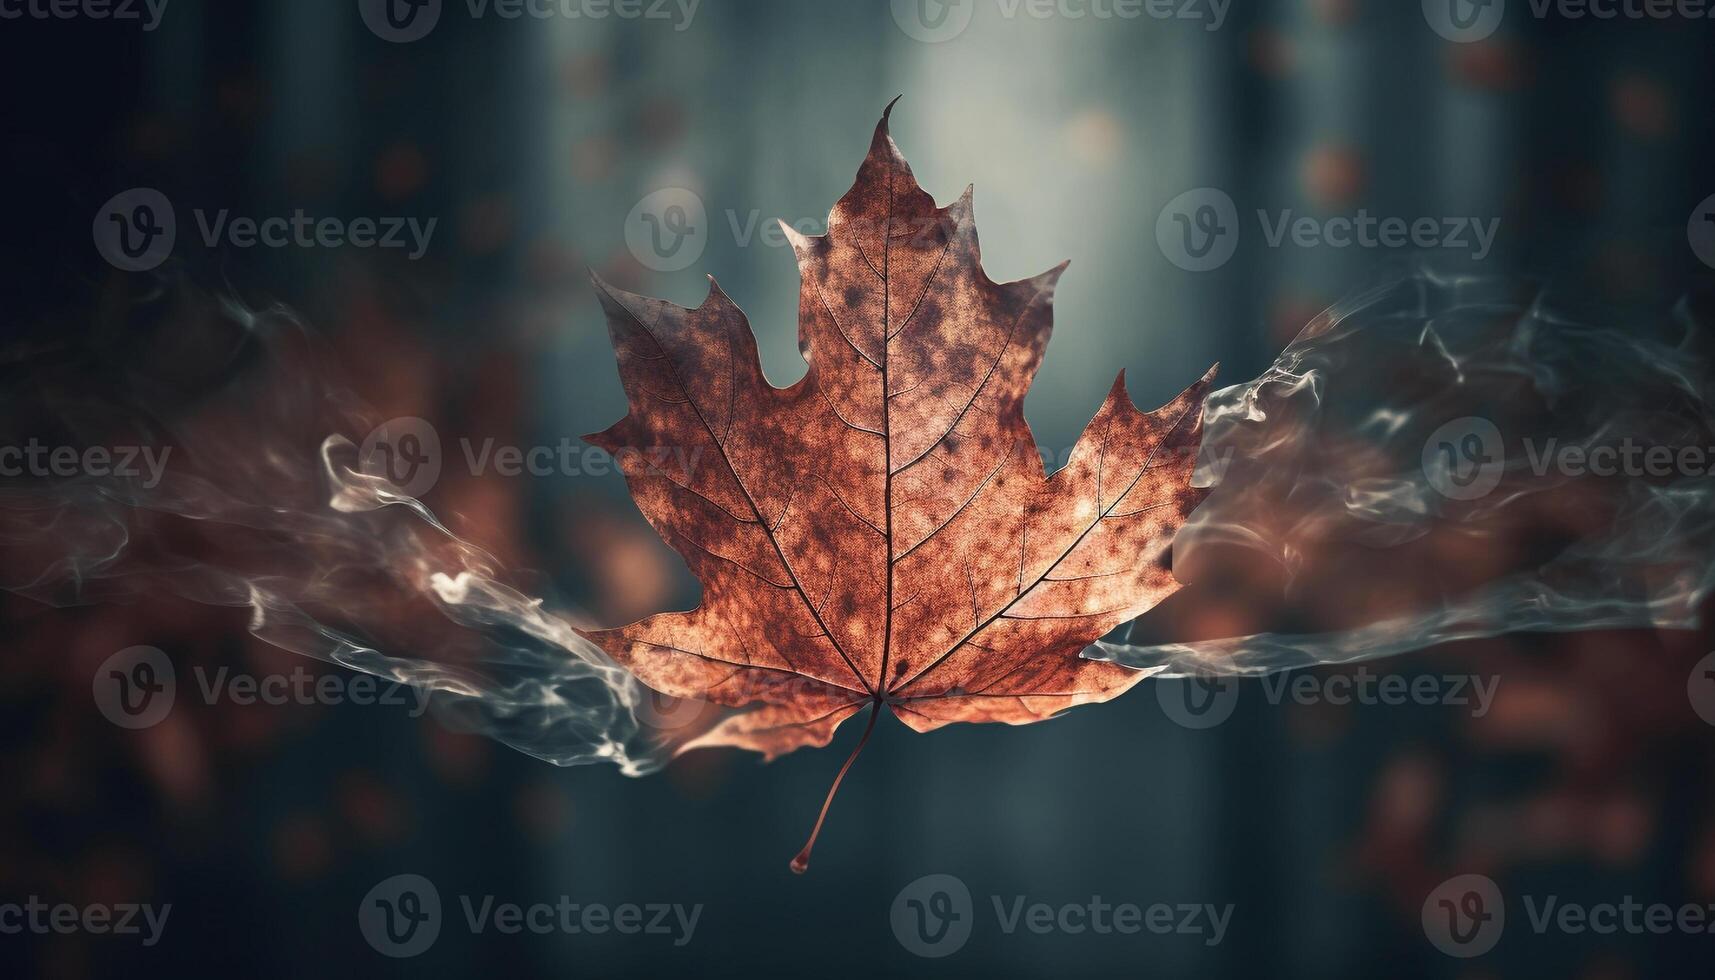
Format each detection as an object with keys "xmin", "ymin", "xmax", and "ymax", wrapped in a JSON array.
[{"xmin": 3, "ymin": 0, "xmax": 1715, "ymax": 977}]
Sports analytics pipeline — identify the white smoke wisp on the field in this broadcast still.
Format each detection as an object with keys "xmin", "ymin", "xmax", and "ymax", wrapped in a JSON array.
[
  {"xmin": 10, "ymin": 265, "xmax": 1713, "ymax": 753},
  {"xmin": 1094, "ymin": 263, "xmax": 1715, "ymax": 677},
  {"xmin": 0, "ymin": 289, "xmax": 670, "ymax": 774}
]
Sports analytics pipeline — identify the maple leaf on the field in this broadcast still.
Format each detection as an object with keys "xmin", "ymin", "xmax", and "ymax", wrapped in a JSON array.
[{"xmin": 582, "ymin": 101, "xmax": 1215, "ymax": 872}]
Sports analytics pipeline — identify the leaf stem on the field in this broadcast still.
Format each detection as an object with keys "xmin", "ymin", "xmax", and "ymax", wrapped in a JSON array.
[{"xmin": 789, "ymin": 699, "xmax": 881, "ymax": 874}]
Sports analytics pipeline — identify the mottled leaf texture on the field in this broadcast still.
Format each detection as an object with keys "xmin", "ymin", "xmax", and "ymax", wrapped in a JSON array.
[{"xmin": 582, "ymin": 102, "xmax": 1214, "ymax": 871}]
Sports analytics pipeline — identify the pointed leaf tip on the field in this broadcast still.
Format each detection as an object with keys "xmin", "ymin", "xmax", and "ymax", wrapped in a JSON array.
[
  {"xmin": 871, "ymin": 96, "xmax": 907, "ymax": 156},
  {"xmin": 589, "ymin": 267, "xmax": 631, "ymax": 304},
  {"xmin": 778, "ymin": 218, "xmax": 814, "ymax": 252},
  {"xmin": 700, "ymin": 274, "xmax": 724, "ymax": 307},
  {"xmin": 1107, "ymin": 370, "xmax": 1134, "ymax": 406},
  {"xmin": 1028, "ymin": 259, "xmax": 1071, "ymax": 298},
  {"xmin": 1103, "ymin": 369, "xmax": 1146, "ymax": 416},
  {"xmin": 947, "ymin": 184, "xmax": 975, "ymax": 220}
]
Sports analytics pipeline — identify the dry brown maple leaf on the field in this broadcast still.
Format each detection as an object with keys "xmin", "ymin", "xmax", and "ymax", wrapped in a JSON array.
[{"xmin": 581, "ymin": 102, "xmax": 1215, "ymax": 872}]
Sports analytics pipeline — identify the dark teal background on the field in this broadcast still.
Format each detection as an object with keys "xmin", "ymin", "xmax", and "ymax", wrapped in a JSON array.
[{"xmin": 3, "ymin": 1, "xmax": 1715, "ymax": 977}]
